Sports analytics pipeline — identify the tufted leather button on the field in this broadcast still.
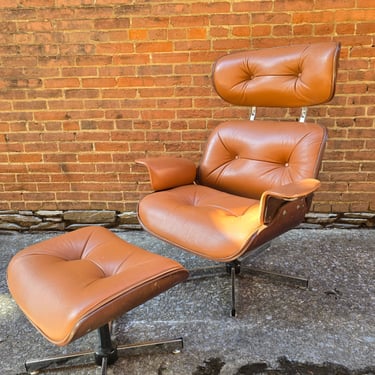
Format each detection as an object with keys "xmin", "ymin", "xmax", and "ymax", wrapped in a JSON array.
[{"xmin": 285, "ymin": 162, "xmax": 289, "ymax": 167}]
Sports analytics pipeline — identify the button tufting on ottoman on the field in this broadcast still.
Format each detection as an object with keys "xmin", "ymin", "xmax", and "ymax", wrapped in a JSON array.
[{"xmin": 7, "ymin": 226, "xmax": 188, "ymax": 374}]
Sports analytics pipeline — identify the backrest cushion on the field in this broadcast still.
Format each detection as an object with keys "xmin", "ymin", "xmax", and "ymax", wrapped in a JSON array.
[
  {"xmin": 198, "ymin": 121, "xmax": 327, "ymax": 199},
  {"xmin": 212, "ymin": 42, "xmax": 340, "ymax": 107}
]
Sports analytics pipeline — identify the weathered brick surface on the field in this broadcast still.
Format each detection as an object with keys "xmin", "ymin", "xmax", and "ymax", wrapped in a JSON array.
[{"xmin": 0, "ymin": 1, "xmax": 374, "ymax": 215}]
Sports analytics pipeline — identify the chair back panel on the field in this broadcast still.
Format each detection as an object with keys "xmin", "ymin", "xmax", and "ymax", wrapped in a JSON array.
[
  {"xmin": 212, "ymin": 42, "xmax": 340, "ymax": 108},
  {"xmin": 198, "ymin": 121, "xmax": 327, "ymax": 200}
]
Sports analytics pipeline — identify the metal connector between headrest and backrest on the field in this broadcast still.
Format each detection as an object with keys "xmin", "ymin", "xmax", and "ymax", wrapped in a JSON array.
[{"xmin": 212, "ymin": 42, "xmax": 341, "ymax": 108}]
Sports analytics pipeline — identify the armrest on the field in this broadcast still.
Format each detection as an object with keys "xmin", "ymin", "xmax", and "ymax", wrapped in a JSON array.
[
  {"xmin": 136, "ymin": 157, "xmax": 197, "ymax": 191},
  {"xmin": 259, "ymin": 178, "xmax": 321, "ymax": 225}
]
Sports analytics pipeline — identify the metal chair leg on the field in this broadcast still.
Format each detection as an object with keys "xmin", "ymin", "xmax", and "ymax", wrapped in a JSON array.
[
  {"xmin": 240, "ymin": 265, "xmax": 309, "ymax": 289},
  {"xmin": 239, "ymin": 242, "xmax": 309, "ymax": 289},
  {"xmin": 230, "ymin": 264, "xmax": 236, "ymax": 317},
  {"xmin": 101, "ymin": 356, "xmax": 108, "ymax": 375},
  {"xmin": 227, "ymin": 261, "xmax": 241, "ymax": 317},
  {"xmin": 185, "ymin": 241, "xmax": 309, "ymax": 316}
]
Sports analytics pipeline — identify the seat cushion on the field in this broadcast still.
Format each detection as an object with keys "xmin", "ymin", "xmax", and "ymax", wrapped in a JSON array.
[
  {"xmin": 138, "ymin": 184, "xmax": 262, "ymax": 262},
  {"xmin": 7, "ymin": 226, "xmax": 188, "ymax": 346}
]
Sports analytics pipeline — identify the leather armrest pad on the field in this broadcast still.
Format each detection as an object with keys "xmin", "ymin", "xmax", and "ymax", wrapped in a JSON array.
[
  {"xmin": 262, "ymin": 178, "xmax": 321, "ymax": 201},
  {"xmin": 259, "ymin": 178, "xmax": 321, "ymax": 224},
  {"xmin": 136, "ymin": 157, "xmax": 197, "ymax": 191}
]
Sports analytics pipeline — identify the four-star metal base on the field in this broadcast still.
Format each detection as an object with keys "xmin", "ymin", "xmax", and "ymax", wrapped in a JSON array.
[
  {"xmin": 25, "ymin": 324, "xmax": 183, "ymax": 374},
  {"xmin": 188, "ymin": 243, "xmax": 309, "ymax": 317}
]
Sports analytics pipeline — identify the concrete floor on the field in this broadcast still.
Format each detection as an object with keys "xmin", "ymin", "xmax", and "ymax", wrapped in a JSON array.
[{"xmin": 0, "ymin": 228, "xmax": 374, "ymax": 374}]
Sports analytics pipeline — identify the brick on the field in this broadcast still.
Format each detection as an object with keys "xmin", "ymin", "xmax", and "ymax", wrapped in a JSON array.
[
  {"xmin": 233, "ymin": 1, "xmax": 273, "ymax": 12},
  {"xmin": 82, "ymin": 78, "xmax": 117, "ymax": 88},
  {"xmin": 129, "ymin": 29, "xmax": 148, "ymax": 40},
  {"xmin": 187, "ymin": 28, "xmax": 207, "ymax": 40},
  {"xmin": 315, "ymin": 24, "xmax": 335, "ymax": 35},
  {"xmin": 0, "ymin": 0, "xmax": 18, "ymax": 7},
  {"xmin": 44, "ymin": 78, "xmax": 80, "ymax": 89},
  {"xmin": 212, "ymin": 39, "xmax": 250, "ymax": 51},
  {"xmin": 94, "ymin": 18, "xmax": 130, "ymax": 30},
  {"xmin": 292, "ymin": 11, "xmax": 335, "ymax": 23},
  {"xmin": 76, "ymin": 56, "xmax": 112, "ymax": 66},
  {"xmin": 17, "ymin": 20, "xmax": 53, "ymax": 32},
  {"xmin": 315, "ymin": 0, "xmax": 355, "ymax": 10},
  {"xmin": 191, "ymin": 2, "xmax": 230, "ymax": 13},
  {"xmin": 336, "ymin": 23, "xmax": 355, "ymax": 35},
  {"xmin": 132, "ymin": 16, "xmax": 169, "ymax": 28},
  {"xmin": 96, "ymin": 43, "xmax": 133, "ymax": 54},
  {"xmin": 135, "ymin": 41, "xmax": 173, "ymax": 53}
]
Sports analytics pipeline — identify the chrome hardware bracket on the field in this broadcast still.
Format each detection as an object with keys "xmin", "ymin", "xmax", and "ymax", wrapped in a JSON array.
[
  {"xmin": 250, "ymin": 106, "xmax": 257, "ymax": 121},
  {"xmin": 299, "ymin": 106, "xmax": 308, "ymax": 122}
]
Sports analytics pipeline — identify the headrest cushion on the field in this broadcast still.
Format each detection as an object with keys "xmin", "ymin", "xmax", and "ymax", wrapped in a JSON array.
[{"xmin": 212, "ymin": 42, "xmax": 340, "ymax": 108}]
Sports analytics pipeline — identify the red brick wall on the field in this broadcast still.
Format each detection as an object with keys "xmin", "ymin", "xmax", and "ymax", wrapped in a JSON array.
[{"xmin": 0, "ymin": 1, "xmax": 374, "ymax": 214}]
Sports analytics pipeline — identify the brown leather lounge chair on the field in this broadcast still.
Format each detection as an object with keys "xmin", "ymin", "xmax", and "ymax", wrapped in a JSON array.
[
  {"xmin": 137, "ymin": 42, "xmax": 341, "ymax": 316},
  {"xmin": 7, "ymin": 226, "xmax": 188, "ymax": 374}
]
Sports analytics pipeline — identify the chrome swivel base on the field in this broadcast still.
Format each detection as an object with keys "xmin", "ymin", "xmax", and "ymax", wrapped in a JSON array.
[
  {"xmin": 25, "ymin": 324, "xmax": 183, "ymax": 375},
  {"xmin": 188, "ymin": 243, "xmax": 309, "ymax": 317}
]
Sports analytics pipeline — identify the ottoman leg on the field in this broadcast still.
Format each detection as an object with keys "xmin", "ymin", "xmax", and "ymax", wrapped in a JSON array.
[
  {"xmin": 117, "ymin": 337, "xmax": 183, "ymax": 357},
  {"xmin": 25, "ymin": 349, "xmax": 98, "ymax": 374},
  {"xmin": 25, "ymin": 324, "xmax": 116, "ymax": 374},
  {"xmin": 24, "ymin": 323, "xmax": 183, "ymax": 374}
]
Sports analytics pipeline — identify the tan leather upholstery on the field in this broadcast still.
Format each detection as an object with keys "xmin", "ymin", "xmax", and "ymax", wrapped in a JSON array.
[
  {"xmin": 213, "ymin": 42, "xmax": 340, "ymax": 107},
  {"xmin": 7, "ymin": 226, "xmax": 188, "ymax": 347},
  {"xmin": 137, "ymin": 156, "xmax": 197, "ymax": 191},
  {"xmin": 137, "ymin": 42, "xmax": 340, "ymax": 265},
  {"xmin": 137, "ymin": 122, "xmax": 326, "ymax": 262},
  {"xmin": 198, "ymin": 121, "xmax": 326, "ymax": 199}
]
